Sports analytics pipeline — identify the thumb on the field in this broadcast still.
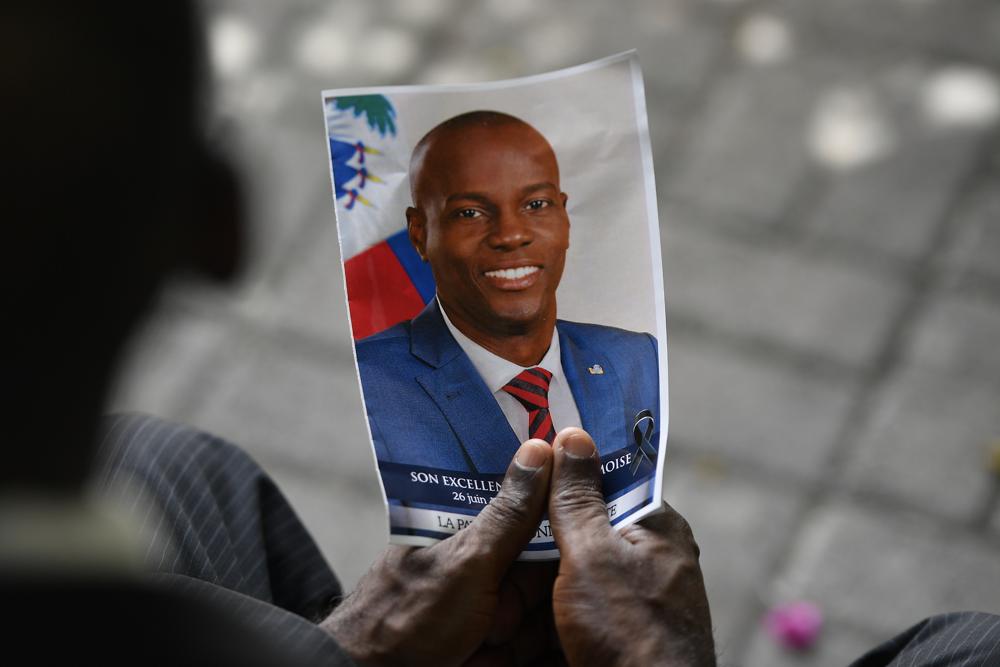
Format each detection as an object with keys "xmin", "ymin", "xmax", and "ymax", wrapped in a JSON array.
[
  {"xmin": 451, "ymin": 439, "xmax": 552, "ymax": 575},
  {"xmin": 548, "ymin": 428, "xmax": 614, "ymax": 557}
]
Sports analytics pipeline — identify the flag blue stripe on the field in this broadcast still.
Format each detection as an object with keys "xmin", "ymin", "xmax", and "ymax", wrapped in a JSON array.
[{"xmin": 386, "ymin": 228, "xmax": 436, "ymax": 304}]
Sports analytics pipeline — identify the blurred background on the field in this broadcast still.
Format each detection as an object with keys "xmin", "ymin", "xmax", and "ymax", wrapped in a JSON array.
[{"xmin": 107, "ymin": 0, "xmax": 1000, "ymax": 664}]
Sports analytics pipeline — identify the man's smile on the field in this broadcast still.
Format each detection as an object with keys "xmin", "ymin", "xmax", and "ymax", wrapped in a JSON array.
[{"xmin": 483, "ymin": 265, "xmax": 541, "ymax": 289}]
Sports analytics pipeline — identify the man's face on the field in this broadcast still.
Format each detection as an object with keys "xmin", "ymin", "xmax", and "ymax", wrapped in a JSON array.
[{"xmin": 409, "ymin": 123, "xmax": 570, "ymax": 338}]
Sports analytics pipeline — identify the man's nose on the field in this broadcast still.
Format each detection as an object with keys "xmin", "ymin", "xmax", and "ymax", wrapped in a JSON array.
[{"xmin": 487, "ymin": 208, "xmax": 533, "ymax": 250}]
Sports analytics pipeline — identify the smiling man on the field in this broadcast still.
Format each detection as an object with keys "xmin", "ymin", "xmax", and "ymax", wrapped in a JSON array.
[{"xmin": 355, "ymin": 110, "xmax": 659, "ymax": 474}]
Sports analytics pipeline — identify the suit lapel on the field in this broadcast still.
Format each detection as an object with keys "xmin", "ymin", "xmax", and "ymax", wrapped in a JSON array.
[
  {"xmin": 559, "ymin": 326, "xmax": 628, "ymax": 453},
  {"xmin": 411, "ymin": 302, "xmax": 521, "ymax": 474}
]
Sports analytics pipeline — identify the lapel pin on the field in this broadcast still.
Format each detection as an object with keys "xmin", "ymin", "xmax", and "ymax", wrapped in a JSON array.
[{"xmin": 587, "ymin": 364, "xmax": 604, "ymax": 375}]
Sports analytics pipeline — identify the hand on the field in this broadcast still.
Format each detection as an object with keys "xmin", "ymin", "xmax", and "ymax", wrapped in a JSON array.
[
  {"xmin": 462, "ymin": 561, "xmax": 561, "ymax": 667},
  {"xmin": 322, "ymin": 439, "xmax": 555, "ymax": 666},
  {"xmin": 547, "ymin": 428, "xmax": 715, "ymax": 667}
]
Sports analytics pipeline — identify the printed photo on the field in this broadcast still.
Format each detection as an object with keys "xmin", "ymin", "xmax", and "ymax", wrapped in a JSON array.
[{"xmin": 322, "ymin": 52, "xmax": 668, "ymax": 558}]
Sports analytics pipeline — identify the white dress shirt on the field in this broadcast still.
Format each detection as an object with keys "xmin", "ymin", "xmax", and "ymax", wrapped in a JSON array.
[{"xmin": 439, "ymin": 300, "xmax": 582, "ymax": 444}]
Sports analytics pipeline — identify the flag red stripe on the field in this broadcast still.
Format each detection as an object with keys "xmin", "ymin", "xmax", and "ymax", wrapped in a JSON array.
[{"xmin": 345, "ymin": 241, "xmax": 426, "ymax": 340}]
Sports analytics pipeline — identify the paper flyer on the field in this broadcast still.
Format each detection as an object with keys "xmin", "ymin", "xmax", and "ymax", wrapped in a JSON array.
[{"xmin": 322, "ymin": 51, "xmax": 668, "ymax": 559}]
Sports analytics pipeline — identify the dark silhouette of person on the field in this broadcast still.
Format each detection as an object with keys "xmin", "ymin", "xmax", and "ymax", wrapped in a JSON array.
[{"xmin": 1, "ymin": 2, "xmax": 317, "ymax": 664}]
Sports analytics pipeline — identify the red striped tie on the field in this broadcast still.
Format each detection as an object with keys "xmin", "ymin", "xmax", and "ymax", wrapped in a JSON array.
[{"xmin": 502, "ymin": 367, "xmax": 556, "ymax": 444}]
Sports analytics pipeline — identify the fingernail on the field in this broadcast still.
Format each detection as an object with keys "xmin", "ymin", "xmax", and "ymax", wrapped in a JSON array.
[
  {"xmin": 562, "ymin": 430, "xmax": 595, "ymax": 459},
  {"xmin": 515, "ymin": 440, "xmax": 548, "ymax": 471}
]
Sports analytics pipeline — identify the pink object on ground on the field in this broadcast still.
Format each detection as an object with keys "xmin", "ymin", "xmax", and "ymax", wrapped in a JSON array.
[{"xmin": 764, "ymin": 601, "xmax": 824, "ymax": 650}]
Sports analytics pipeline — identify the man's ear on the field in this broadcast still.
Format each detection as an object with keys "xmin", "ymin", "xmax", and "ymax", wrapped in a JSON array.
[
  {"xmin": 406, "ymin": 206, "xmax": 428, "ymax": 261},
  {"xmin": 561, "ymin": 192, "xmax": 570, "ymax": 246},
  {"xmin": 188, "ymin": 151, "xmax": 244, "ymax": 281}
]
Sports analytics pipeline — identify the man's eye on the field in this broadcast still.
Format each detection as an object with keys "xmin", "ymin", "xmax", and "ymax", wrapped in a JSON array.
[
  {"xmin": 526, "ymin": 199, "xmax": 550, "ymax": 210},
  {"xmin": 456, "ymin": 208, "xmax": 482, "ymax": 219}
]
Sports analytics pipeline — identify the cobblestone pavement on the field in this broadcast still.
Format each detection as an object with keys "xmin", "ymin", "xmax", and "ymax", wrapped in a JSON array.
[{"xmin": 108, "ymin": 1, "xmax": 1000, "ymax": 664}]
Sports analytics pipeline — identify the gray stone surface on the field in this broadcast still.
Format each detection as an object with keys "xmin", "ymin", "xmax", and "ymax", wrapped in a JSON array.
[
  {"xmin": 665, "ymin": 61, "xmax": 827, "ymax": 223},
  {"xmin": 775, "ymin": 500, "xmax": 1000, "ymax": 637},
  {"xmin": 843, "ymin": 367, "xmax": 1000, "ymax": 521},
  {"xmin": 247, "ymin": 218, "xmax": 354, "ymax": 346},
  {"xmin": 412, "ymin": 0, "xmax": 722, "ymax": 97},
  {"xmin": 806, "ymin": 131, "xmax": 979, "ymax": 260},
  {"xmin": 108, "ymin": 302, "xmax": 232, "ymax": 419},
  {"xmin": 776, "ymin": 0, "xmax": 1000, "ymax": 64},
  {"xmin": 585, "ymin": 0, "xmax": 723, "ymax": 100},
  {"xmin": 181, "ymin": 328, "xmax": 373, "ymax": 483},
  {"xmin": 906, "ymin": 290, "xmax": 1000, "ymax": 381},
  {"xmin": 422, "ymin": 1, "xmax": 592, "ymax": 77},
  {"xmin": 668, "ymin": 331, "xmax": 853, "ymax": 480},
  {"xmin": 230, "ymin": 121, "xmax": 336, "ymax": 290},
  {"xmin": 645, "ymin": 94, "xmax": 686, "ymax": 173},
  {"xmin": 662, "ymin": 208, "xmax": 905, "ymax": 367},
  {"xmin": 740, "ymin": 621, "xmax": 882, "ymax": 667},
  {"xmin": 663, "ymin": 459, "xmax": 803, "ymax": 660},
  {"xmin": 946, "ymin": 174, "xmax": 1000, "ymax": 284}
]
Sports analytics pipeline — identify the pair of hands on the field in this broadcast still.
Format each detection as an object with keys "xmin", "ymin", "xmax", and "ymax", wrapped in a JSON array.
[{"xmin": 321, "ymin": 428, "xmax": 715, "ymax": 667}]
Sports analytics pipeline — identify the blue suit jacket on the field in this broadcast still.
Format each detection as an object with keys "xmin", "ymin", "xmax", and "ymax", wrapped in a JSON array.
[{"xmin": 356, "ymin": 301, "xmax": 659, "ymax": 475}]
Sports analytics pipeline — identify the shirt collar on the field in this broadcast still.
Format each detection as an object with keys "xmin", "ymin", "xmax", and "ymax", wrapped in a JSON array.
[{"xmin": 437, "ymin": 297, "xmax": 563, "ymax": 393}]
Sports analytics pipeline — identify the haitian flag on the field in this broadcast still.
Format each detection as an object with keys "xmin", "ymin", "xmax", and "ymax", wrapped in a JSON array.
[{"xmin": 324, "ymin": 94, "xmax": 435, "ymax": 340}]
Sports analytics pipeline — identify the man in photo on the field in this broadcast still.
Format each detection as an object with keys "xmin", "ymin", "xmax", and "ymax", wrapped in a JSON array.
[{"xmin": 356, "ymin": 111, "xmax": 659, "ymax": 474}]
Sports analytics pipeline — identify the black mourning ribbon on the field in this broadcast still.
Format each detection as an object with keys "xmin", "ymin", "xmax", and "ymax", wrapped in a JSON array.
[{"xmin": 629, "ymin": 409, "xmax": 657, "ymax": 476}]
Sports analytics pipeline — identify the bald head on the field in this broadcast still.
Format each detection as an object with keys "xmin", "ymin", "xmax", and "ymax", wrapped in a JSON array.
[{"xmin": 408, "ymin": 111, "xmax": 560, "ymax": 207}]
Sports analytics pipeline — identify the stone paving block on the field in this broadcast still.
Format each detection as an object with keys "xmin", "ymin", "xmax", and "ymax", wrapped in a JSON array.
[
  {"xmin": 662, "ymin": 459, "xmax": 803, "ymax": 660},
  {"xmin": 946, "ymin": 174, "xmax": 1000, "ymax": 283},
  {"xmin": 185, "ymin": 330, "xmax": 376, "ymax": 483},
  {"xmin": 205, "ymin": 7, "xmax": 350, "ymax": 261},
  {"xmin": 480, "ymin": 3, "xmax": 593, "ymax": 73},
  {"xmin": 646, "ymin": 92, "xmax": 685, "ymax": 174},
  {"xmin": 415, "ymin": 0, "xmax": 590, "ymax": 82},
  {"xmin": 192, "ymin": 113, "xmax": 334, "ymax": 308},
  {"xmin": 588, "ymin": 0, "xmax": 723, "ymax": 99},
  {"xmin": 992, "ymin": 502, "xmax": 1000, "ymax": 536},
  {"xmin": 231, "ymin": 0, "xmax": 435, "ymax": 90},
  {"xmin": 806, "ymin": 131, "xmax": 979, "ymax": 260},
  {"xmin": 414, "ymin": 0, "xmax": 721, "ymax": 94},
  {"xmin": 740, "ymin": 620, "xmax": 882, "ymax": 667},
  {"xmin": 906, "ymin": 290, "xmax": 1000, "ymax": 381},
  {"xmin": 844, "ymin": 366, "xmax": 1000, "ymax": 521},
  {"xmin": 775, "ymin": 0, "xmax": 1000, "ymax": 64},
  {"xmin": 775, "ymin": 500, "xmax": 1000, "ymax": 637},
  {"xmin": 249, "ymin": 219, "xmax": 354, "ymax": 347},
  {"xmin": 668, "ymin": 331, "xmax": 854, "ymax": 480},
  {"xmin": 106, "ymin": 303, "xmax": 231, "ymax": 419},
  {"xmin": 206, "ymin": 0, "xmax": 299, "ymax": 35},
  {"xmin": 665, "ymin": 60, "xmax": 831, "ymax": 223},
  {"xmin": 203, "ymin": 0, "xmax": 302, "ymax": 88},
  {"xmin": 267, "ymin": 463, "xmax": 387, "ymax": 593},
  {"xmin": 662, "ymin": 209, "xmax": 905, "ymax": 367}
]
